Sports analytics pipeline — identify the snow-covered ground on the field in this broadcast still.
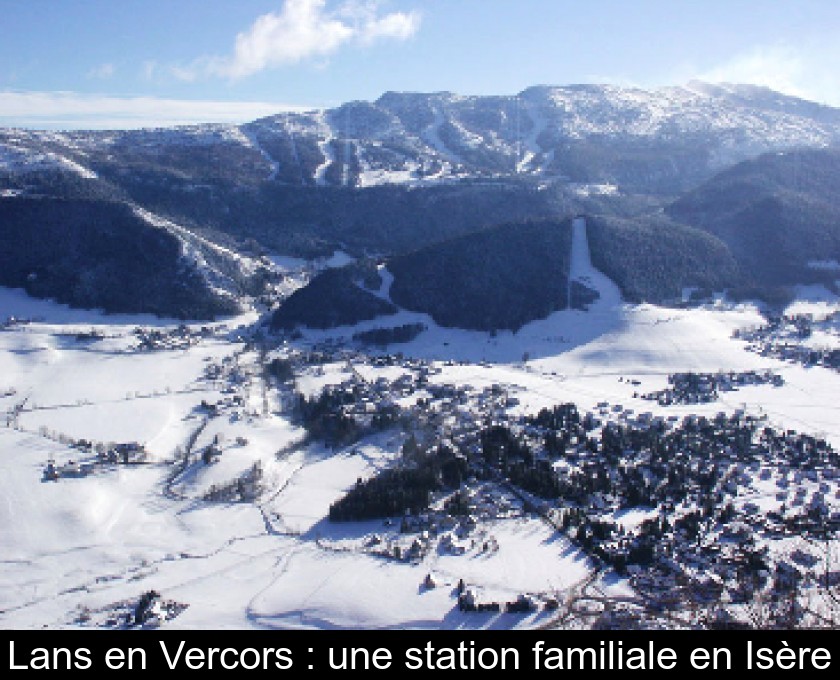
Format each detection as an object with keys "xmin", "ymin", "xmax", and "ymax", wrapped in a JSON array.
[
  {"xmin": 422, "ymin": 107, "xmax": 462, "ymax": 166},
  {"xmin": 1, "ymin": 219, "xmax": 838, "ymax": 628},
  {"xmin": 0, "ymin": 287, "xmax": 592, "ymax": 628},
  {"xmin": 515, "ymin": 100, "xmax": 546, "ymax": 174},
  {"xmin": 314, "ymin": 112, "xmax": 335, "ymax": 187}
]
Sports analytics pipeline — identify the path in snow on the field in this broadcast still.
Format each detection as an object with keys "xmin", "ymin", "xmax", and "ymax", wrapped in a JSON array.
[
  {"xmin": 368, "ymin": 265, "xmax": 395, "ymax": 302},
  {"xmin": 340, "ymin": 139, "xmax": 354, "ymax": 187},
  {"xmin": 314, "ymin": 112, "xmax": 335, "ymax": 187},
  {"xmin": 421, "ymin": 108, "xmax": 461, "ymax": 165},
  {"xmin": 568, "ymin": 216, "xmax": 623, "ymax": 311},
  {"xmin": 242, "ymin": 129, "xmax": 280, "ymax": 181},
  {"xmin": 516, "ymin": 99, "xmax": 548, "ymax": 174}
]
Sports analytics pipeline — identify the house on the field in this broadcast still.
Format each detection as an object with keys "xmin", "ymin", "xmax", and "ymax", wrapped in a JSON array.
[
  {"xmin": 459, "ymin": 590, "xmax": 477, "ymax": 611},
  {"xmin": 505, "ymin": 594, "xmax": 535, "ymax": 613},
  {"xmin": 114, "ymin": 442, "xmax": 145, "ymax": 464},
  {"xmin": 61, "ymin": 460, "xmax": 85, "ymax": 477},
  {"xmin": 202, "ymin": 445, "xmax": 222, "ymax": 465},
  {"xmin": 43, "ymin": 460, "xmax": 58, "ymax": 481}
]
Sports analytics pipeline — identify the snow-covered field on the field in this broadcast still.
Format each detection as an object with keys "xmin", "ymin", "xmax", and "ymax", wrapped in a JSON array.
[
  {"xmin": 0, "ymin": 288, "xmax": 592, "ymax": 628},
  {"xmin": 1, "ymin": 218, "xmax": 838, "ymax": 628}
]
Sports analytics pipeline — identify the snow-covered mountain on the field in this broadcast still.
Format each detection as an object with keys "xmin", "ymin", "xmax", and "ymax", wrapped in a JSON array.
[
  {"xmin": 2, "ymin": 82, "xmax": 839, "ymax": 319},
  {"xmin": 3, "ymin": 82, "xmax": 839, "ymax": 192}
]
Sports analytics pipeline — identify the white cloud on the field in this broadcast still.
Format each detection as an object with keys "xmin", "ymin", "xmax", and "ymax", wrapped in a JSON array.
[
  {"xmin": 0, "ymin": 91, "xmax": 311, "ymax": 130},
  {"xmin": 176, "ymin": 0, "xmax": 421, "ymax": 81},
  {"xmin": 337, "ymin": 0, "xmax": 421, "ymax": 43},
  {"xmin": 86, "ymin": 63, "xmax": 116, "ymax": 80},
  {"xmin": 359, "ymin": 11, "xmax": 419, "ymax": 43},
  {"xmin": 699, "ymin": 43, "xmax": 840, "ymax": 106}
]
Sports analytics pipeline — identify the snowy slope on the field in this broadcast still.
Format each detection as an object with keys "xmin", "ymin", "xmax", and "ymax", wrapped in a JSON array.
[
  {"xmin": 4, "ymin": 83, "xmax": 838, "ymax": 189},
  {"xmin": 132, "ymin": 207, "xmax": 262, "ymax": 306}
]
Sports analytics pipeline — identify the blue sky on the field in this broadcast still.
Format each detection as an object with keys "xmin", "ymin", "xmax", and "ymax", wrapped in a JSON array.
[{"xmin": 2, "ymin": 0, "xmax": 839, "ymax": 128}]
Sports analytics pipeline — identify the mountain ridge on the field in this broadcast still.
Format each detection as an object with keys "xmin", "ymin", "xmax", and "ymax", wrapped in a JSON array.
[
  {"xmin": 2, "ymin": 82, "xmax": 839, "ymax": 321},
  {"xmin": 4, "ymin": 82, "xmax": 838, "ymax": 193}
]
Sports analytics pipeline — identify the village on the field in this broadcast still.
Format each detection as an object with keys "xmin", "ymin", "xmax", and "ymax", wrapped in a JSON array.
[
  {"xmin": 735, "ymin": 312, "xmax": 840, "ymax": 372},
  {"xmin": 254, "ymin": 342, "xmax": 840, "ymax": 627},
  {"xmin": 639, "ymin": 370, "xmax": 784, "ymax": 406},
  {"xmin": 3, "ymin": 288, "xmax": 840, "ymax": 629},
  {"xmin": 132, "ymin": 324, "xmax": 215, "ymax": 352},
  {"xmin": 42, "ymin": 440, "xmax": 147, "ymax": 481}
]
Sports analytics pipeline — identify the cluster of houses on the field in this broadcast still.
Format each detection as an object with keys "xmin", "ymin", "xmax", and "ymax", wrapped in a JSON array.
[
  {"xmin": 458, "ymin": 589, "xmax": 536, "ymax": 614},
  {"xmin": 735, "ymin": 313, "xmax": 840, "ymax": 372},
  {"xmin": 299, "ymin": 353, "xmax": 522, "ymax": 454},
  {"xmin": 1, "ymin": 315, "xmax": 42, "ymax": 330},
  {"xmin": 74, "ymin": 590, "xmax": 188, "ymax": 629},
  {"xmin": 133, "ymin": 324, "xmax": 215, "ymax": 352},
  {"xmin": 358, "ymin": 528, "xmax": 432, "ymax": 563},
  {"xmin": 362, "ymin": 517, "xmax": 475, "ymax": 564},
  {"xmin": 546, "ymin": 415, "xmax": 837, "ymax": 617},
  {"xmin": 203, "ymin": 352, "xmax": 254, "ymax": 390},
  {"xmin": 640, "ymin": 370, "xmax": 784, "ymax": 406},
  {"xmin": 43, "ymin": 441, "xmax": 146, "ymax": 481},
  {"xmin": 198, "ymin": 395, "xmax": 245, "ymax": 419},
  {"xmin": 287, "ymin": 344, "xmax": 840, "ymax": 624},
  {"xmin": 334, "ymin": 483, "xmax": 521, "ymax": 569},
  {"xmin": 197, "ymin": 349, "xmax": 273, "ymax": 420}
]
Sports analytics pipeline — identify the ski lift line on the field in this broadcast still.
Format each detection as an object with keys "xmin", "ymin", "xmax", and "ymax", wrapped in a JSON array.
[{"xmin": 516, "ymin": 95, "xmax": 521, "ymax": 175}]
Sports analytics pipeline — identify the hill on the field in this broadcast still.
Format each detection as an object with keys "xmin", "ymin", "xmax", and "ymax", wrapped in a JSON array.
[
  {"xmin": 667, "ymin": 148, "xmax": 840, "ymax": 287},
  {"xmin": 270, "ymin": 267, "xmax": 397, "ymax": 331},
  {"xmin": 0, "ymin": 197, "xmax": 248, "ymax": 319},
  {"xmin": 388, "ymin": 219, "xmax": 573, "ymax": 332},
  {"xmin": 586, "ymin": 214, "xmax": 741, "ymax": 303}
]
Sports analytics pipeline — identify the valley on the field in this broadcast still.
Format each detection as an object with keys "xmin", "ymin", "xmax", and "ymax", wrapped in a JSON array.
[{"xmin": 1, "ymin": 212, "xmax": 838, "ymax": 629}]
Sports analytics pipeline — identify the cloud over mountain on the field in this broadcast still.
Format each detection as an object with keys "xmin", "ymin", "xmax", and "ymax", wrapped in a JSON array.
[{"xmin": 177, "ymin": 0, "xmax": 421, "ymax": 81}]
